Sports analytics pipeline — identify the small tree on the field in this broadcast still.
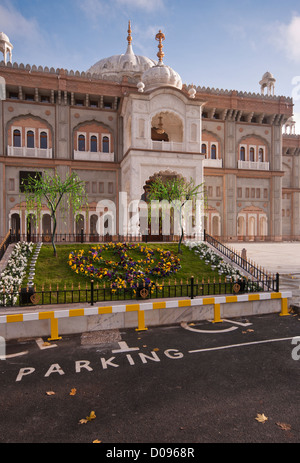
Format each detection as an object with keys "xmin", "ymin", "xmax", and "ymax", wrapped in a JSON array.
[
  {"xmin": 22, "ymin": 170, "xmax": 88, "ymax": 256},
  {"xmin": 147, "ymin": 176, "xmax": 206, "ymax": 253}
]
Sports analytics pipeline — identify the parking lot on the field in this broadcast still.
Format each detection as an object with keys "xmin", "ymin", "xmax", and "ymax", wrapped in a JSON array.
[{"xmin": 0, "ymin": 312, "xmax": 299, "ymax": 444}]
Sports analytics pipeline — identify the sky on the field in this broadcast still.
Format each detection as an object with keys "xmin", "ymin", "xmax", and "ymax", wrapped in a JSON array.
[{"xmin": 0, "ymin": 0, "xmax": 300, "ymax": 132}]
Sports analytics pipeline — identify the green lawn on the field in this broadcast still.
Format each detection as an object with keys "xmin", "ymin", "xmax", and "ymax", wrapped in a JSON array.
[{"xmin": 25, "ymin": 242, "xmax": 224, "ymax": 291}]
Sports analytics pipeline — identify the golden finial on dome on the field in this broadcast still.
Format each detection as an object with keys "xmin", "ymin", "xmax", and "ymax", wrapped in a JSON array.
[
  {"xmin": 127, "ymin": 20, "xmax": 132, "ymax": 45},
  {"xmin": 155, "ymin": 30, "xmax": 165, "ymax": 63}
]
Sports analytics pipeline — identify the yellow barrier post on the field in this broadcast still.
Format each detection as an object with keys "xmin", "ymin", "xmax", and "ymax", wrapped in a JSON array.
[
  {"xmin": 280, "ymin": 298, "xmax": 290, "ymax": 317},
  {"xmin": 48, "ymin": 318, "xmax": 62, "ymax": 341},
  {"xmin": 136, "ymin": 310, "xmax": 148, "ymax": 331},
  {"xmin": 213, "ymin": 303, "xmax": 223, "ymax": 323}
]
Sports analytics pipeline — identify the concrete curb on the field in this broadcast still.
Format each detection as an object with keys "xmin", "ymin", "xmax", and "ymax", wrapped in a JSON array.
[{"xmin": 0, "ymin": 291, "xmax": 293, "ymax": 341}]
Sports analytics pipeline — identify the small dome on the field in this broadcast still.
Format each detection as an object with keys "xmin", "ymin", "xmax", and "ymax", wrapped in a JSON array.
[
  {"xmin": 141, "ymin": 61, "xmax": 182, "ymax": 92},
  {"xmin": 0, "ymin": 32, "xmax": 10, "ymax": 43},
  {"xmin": 261, "ymin": 71, "xmax": 275, "ymax": 81},
  {"xmin": 138, "ymin": 29, "xmax": 182, "ymax": 92}
]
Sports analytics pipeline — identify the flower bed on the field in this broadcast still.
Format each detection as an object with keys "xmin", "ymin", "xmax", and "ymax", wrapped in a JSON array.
[
  {"xmin": 68, "ymin": 242, "xmax": 181, "ymax": 294},
  {"xmin": 185, "ymin": 241, "xmax": 244, "ymax": 279},
  {"xmin": 0, "ymin": 241, "xmax": 33, "ymax": 306}
]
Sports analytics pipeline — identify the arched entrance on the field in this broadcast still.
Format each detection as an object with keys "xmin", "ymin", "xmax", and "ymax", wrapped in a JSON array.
[
  {"xmin": 90, "ymin": 214, "xmax": 99, "ymax": 242},
  {"xmin": 11, "ymin": 213, "xmax": 20, "ymax": 241},
  {"xmin": 142, "ymin": 171, "xmax": 183, "ymax": 242},
  {"xmin": 26, "ymin": 213, "xmax": 37, "ymax": 242}
]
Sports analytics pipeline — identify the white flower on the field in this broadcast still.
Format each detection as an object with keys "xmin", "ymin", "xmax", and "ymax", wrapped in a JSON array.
[{"xmin": 0, "ymin": 242, "xmax": 33, "ymax": 307}]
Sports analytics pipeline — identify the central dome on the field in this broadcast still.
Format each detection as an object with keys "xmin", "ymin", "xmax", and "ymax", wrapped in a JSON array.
[{"xmin": 87, "ymin": 22, "xmax": 156, "ymax": 82}]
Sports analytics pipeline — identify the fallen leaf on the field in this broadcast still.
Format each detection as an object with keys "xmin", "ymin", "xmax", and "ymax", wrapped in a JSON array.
[
  {"xmin": 86, "ymin": 411, "xmax": 96, "ymax": 421},
  {"xmin": 46, "ymin": 391, "xmax": 55, "ymax": 396},
  {"xmin": 43, "ymin": 342, "xmax": 51, "ymax": 346},
  {"xmin": 79, "ymin": 419, "xmax": 88, "ymax": 424},
  {"xmin": 255, "ymin": 413, "xmax": 268, "ymax": 423},
  {"xmin": 276, "ymin": 422, "xmax": 291, "ymax": 431},
  {"xmin": 69, "ymin": 388, "xmax": 77, "ymax": 396},
  {"xmin": 153, "ymin": 347, "xmax": 159, "ymax": 351},
  {"xmin": 93, "ymin": 439, "xmax": 102, "ymax": 443},
  {"xmin": 247, "ymin": 329, "xmax": 254, "ymax": 332}
]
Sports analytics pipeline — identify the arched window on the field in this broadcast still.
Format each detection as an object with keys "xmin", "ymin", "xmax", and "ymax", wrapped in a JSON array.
[
  {"xmin": 201, "ymin": 143, "xmax": 207, "ymax": 155},
  {"xmin": 211, "ymin": 144, "xmax": 217, "ymax": 160},
  {"xmin": 13, "ymin": 129, "xmax": 21, "ymax": 147},
  {"xmin": 78, "ymin": 134, "xmax": 85, "ymax": 152},
  {"xmin": 259, "ymin": 148, "xmax": 264, "ymax": 162},
  {"xmin": 250, "ymin": 147, "xmax": 255, "ymax": 162},
  {"xmin": 102, "ymin": 136, "xmax": 109, "ymax": 153},
  {"xmin": 40, "ymin": 131, "xmax": 48, "ymax": 149},
  {"xmin": 240, "ymin": 146, "xmax": 245, "ymax": 161},
  {"xmin": 27, "ymin": 130, "xmax": 35, "ymax": 148},
  {"xmin": 90, "ymin": 136, "xmax": 97, "ymax": 153}
]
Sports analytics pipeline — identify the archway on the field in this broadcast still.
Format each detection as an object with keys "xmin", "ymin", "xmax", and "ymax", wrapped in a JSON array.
[
  {"xmin": 142, "ymin": 171, "xmax": 183, "ymax": 242},
  {"xmin": 90, "ymin": 214, "xmax": 99, "ymax": 242},
  {"xmin": 11, "ymin": 213, "xmax": 20, "ymax": 241}
]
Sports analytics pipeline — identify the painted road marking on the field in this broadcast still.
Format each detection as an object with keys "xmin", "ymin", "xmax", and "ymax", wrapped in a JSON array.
[
  {"xmin": 181, "ymin": 322, "xmax": 237, "ymax": 334},
  {"xmin": 222, "ymin": 319, "xmax": 253, "ymax": 327},
  {"xmin": 112, "ymin": 341, "xmax": 140, "ymax": 353},
  {"xmin": 35, "ymin": 338, "xmax": 58, "ymax": 350},
  {"xmin": 0, "ymin": 350, "xmax": 29, "ymax": 360},
  {"xmin": 188, "ymin": 336, "xmax": 298, "ymax": 354}
]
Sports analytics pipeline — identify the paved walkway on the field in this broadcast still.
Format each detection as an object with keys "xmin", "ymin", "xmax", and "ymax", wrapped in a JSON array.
[
  {"xmin": 0, "ymin": 243, "xmax": 15, "ymax": 275},
  {"xmin": 225, "ymin": 242, "xmax": 300, "ymax": 305}
]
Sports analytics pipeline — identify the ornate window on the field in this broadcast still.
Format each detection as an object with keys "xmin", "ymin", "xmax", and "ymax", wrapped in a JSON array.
[
  {"xmin": 27, "ymin": 130, "xmax": 35, "ymax": 148},
  {"xmin": 78, "ymin": 134, "xmax": 86, "ymax": 151},
  {"xmin": 259, "ymin": 148, "xmax": 264, "ymax": 162},
  {"xmin": 13, "ymin": 129, "xmax": 21, "ymax": 147},
  {"xmin": 40, "ymin": 131, "xmax": 48, "ymax": 149},
  {"xmin": 240, "ymin": 146, "xmax": 245, "ymax": 161},
  {"xmin": 90, "ymin": 135, "xmax": 97, "ymax": 152},
  {"xmin": 249, "ymin": 147, "xmax": 255, "ymax": 162},
  {"xmin": 201, "ymin": 143, "xmax": 207, "ymax": 155},
  {"xmin": 102, "ymin": 136, "xmax": 109, "ymax": 153},
  {"xmin": 211, "ymin": 144, "xmax": 217, "ymax": 159}
]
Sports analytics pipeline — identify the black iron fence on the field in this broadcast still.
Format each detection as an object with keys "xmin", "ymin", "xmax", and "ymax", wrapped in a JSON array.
[
  {"xmin": 203, "ymin": 230, "xmax": 279, "ymax": 292},
  {"xmin": 1, "ymin": 275, "xmax": 271, "ymax": 308},
  {"xmin": 9, "ymin": 231, "xmax": 188, "ymax": 244},
  {"xmin": 0, "ymin": 230, "xmax": 12, "ymax": 261}
]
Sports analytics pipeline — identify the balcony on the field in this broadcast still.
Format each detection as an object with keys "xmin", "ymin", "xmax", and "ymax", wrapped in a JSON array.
[
  {"xmin": 203, "ymin": 158, "xmax": 223, "ymax": 168},
  {"xmin": 238, "ymin": 160, "xmax": 269, "ymax": 171},
  {"xmin": 74, "ymin": 150, "xmax": 114, "ymax": 162},
  {"xmin": 8, "ymin": 146, "xmax": 52, "ymax": 159},
  {"xmin": 151, "ymin": 140, "xmax": 184, "ymax": 152}
]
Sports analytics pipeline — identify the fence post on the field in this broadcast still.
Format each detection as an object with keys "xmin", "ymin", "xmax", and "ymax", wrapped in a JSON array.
[
  {"xmin": 90, "ymin": 279, "xmax": 94, "ymax": 306},
  {"xmin": 190, "ymin": 276, "xmax": 194, "ymax": 299}
]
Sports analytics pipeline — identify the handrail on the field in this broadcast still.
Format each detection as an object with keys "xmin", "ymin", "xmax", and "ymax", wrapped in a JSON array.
[
  {"xmin": 0, "ymin": 230, "xmax": 11, "ymax": 261},
  {"xmin": 203, "ymin": 230, "xmax": 279, "ymax": 292}
]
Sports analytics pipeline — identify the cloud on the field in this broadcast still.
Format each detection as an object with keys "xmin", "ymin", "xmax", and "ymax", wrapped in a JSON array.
[
  {"xmin": 78, "ymin": 0, "xmax": 165, "ymax": 20},
  {"xmin": 0, "ymin": 2, "xmax": 42, "ymax": 43},
  {"xmin": 274, "ymin": 14, "xmax": 300, "ymax": 63},
  {"xmin": 116, "ymin": 0, "xmax": 165, "ymax": 12}
]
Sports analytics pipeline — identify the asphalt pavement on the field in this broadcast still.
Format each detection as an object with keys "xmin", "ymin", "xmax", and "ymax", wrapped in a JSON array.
[{"xmin": 0, "ymin": 312, "xmax": 299, "ymax": 445}]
